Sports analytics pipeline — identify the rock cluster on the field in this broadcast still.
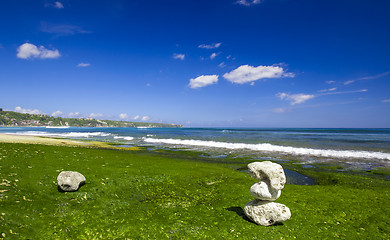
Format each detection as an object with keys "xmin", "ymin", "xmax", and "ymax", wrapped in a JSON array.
[
  {"xmin": 244, "ymin": 161, "xmax": 291, "ymax": 226},
  {"xmin": 57, "ymin": 171, "xmax": 86, "ymax": 192}
]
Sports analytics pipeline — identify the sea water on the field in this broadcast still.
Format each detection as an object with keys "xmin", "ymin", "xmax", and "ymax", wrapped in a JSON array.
[{"xmin": 1, "ymin": 127, "xmax": 390, "ymax": 169}]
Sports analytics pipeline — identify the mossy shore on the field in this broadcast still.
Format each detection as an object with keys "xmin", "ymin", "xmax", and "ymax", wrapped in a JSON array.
[{"xmin": 0, "ymin": 135, "xmax": 389, "ymax": 239}]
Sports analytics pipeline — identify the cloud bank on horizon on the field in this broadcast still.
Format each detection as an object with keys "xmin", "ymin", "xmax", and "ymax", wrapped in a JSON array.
[{"xmin": 9, "ymin": 106, "xmax": 152, "ymax": 123}]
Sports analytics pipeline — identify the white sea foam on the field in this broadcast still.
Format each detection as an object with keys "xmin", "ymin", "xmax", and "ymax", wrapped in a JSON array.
[
  {"xmin": 6, "ymin": 131, "xmax": 51, "ymax": 136},
  {"xmin": 221, "ymin": 130, "xmax": 232, "ymax": 133},
  {"xmin": 143, "ymin": 138, "xmax": 390, "ymax": 160},
  {"xmin": 113, "ymin": 136, "xmax": 134, "ymax": 141},
  {"xmin": 63, "ymin": 132, "xmax": 111, "ymax": 138}
]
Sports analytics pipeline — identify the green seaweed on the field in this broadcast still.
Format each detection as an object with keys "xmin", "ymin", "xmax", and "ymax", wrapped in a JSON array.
[{"xmin": 0, "ymin": 142, "xmax": 389, "ymax": 239}]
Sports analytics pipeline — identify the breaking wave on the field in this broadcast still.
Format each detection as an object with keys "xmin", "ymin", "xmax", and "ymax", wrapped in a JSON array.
[
  {"xmin": 143, "ymin": 138, "xmax": 390, "ymax": 160},
  {"xmin": 113, "ymin": 136, "xmax": 134, "ymax": 141}
]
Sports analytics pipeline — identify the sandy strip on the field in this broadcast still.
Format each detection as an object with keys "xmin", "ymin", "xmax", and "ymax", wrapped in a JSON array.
[{"xmin": 0, "ymin": 133, "xmax": 92, "ymax": 147}]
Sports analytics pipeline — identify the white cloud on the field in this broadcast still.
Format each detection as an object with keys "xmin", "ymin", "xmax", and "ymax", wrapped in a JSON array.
[
  {"xmin": 210, "ymin": 52, "xmax": 219, "ymax": 60},
  {"xmin": 41, "ymin": 22, "xmax": 90, "ymax": 36},
  {"xmin": 218, "ymin": 62, "xmax": 226, "ymax": 68},
  {"xmin": 16, "ymin": 44, "xmax": 40, "ymax": 59},
  {"xmin": 89, "ymin": 113, "xmax": 104, "ymax": 119},
  {"xmin": 119, "ymin": 113, "xmax": 129, "ymax": 119},
  {"xmin": 189, "ymin": 75, "xmax": 219, "ymax": 89},
  {"xmin": 223, "ymin": 65, "xmax": 294, "ymax": 84},
  {"xmin": 16, "ymin": 43, "xmax": 60, "ymax": 59},
  {"xmin": 54, "ymin": 1, "xmax": 64, "ymax": 9},
  {"xmin": 276, "ymin": 92, "xmax": 288, "ymax": 99},
  {"xmin": 272, "ymin": 108, "xmax": 290, "ymax": 113},
  {"xmin": 77, "ymin": 62, "xmax": 91, "ymax": 67},
  {"xmin": 318, "ymin": 87, "xmax": 337, "ymax": 93},
  {"xmin": 344, "ymin": 71, "xmax": 390, "ymax": 85},
  {"xmin": 51, "ymin": 110, "xmax": 63, "ymax": 117},
  {"xmin": 277, "ymin": 92, "xmax": 315, "ymax": 105},
  {"xmin": 320, "ymin": 89, "xmax": 368, "ymax": 96},
  {"xmin": 173, "ymin": 53, "xmax": 185, "ymax": 60},
  {"xmin": 357, "ymin": 71, "xmax": 390, "ymax": 80},
  {"xmin": 236, "ymin": 0, "xmax": 262, "ymax": 6},
  {"xmin": 14, "ymin": 106, "xmax": 41, "ymax": 115},
  {"xmin": 198, "ymin": 43, "xmax": 222, "ymax": 49},
  {"xmin": 326, "ymin": 80, "xmax": 336, "ymax": 84},
  {"xmin": 383, "ymin": 99, "xmax": 390, "ymax": 103},
  {"xmin": 344, "ymin": 80, "xmax": 355, "ymax": 85},
  {"xmin": 45, "ymin": 1, "xmax": 64, "ymax": 9},
  {"xmin": 141, "ymin": 116, "xmax": 150, "ymax": 121},
  {"xmin": 68, "ymin": 112, "xmax": 80, "ymax": 118},
  {"xmin": 275, "ymin": 89, "xmax": 368, "ymax": 110},
  {"xmin": 133, "ymin": 115, "xmax": 140, "ymax": 120}
]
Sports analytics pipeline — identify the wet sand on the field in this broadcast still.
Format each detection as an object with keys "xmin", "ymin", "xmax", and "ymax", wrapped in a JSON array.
[{"xmin": 0, "ymin": 133, "xmax": 91, "ymax": 147}]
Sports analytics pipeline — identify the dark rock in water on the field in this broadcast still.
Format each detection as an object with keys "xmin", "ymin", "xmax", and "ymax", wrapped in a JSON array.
[
  {"xmin": 284, "ymin": 169, "xmax": 314, "ymax": 185},
  {"xmin": 57, "ymin": 171, "xmax": 86, "ymax": 192}
]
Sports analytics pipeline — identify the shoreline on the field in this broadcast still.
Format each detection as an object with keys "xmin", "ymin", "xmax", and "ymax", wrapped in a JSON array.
[
  {"xmin": 0, "ymin": 133, "xmax": 93, "ymax": 147},
  {"xmin": 0, "ymin": 133, "xmax": 144, "ymax": 151},
  {"xmin": 1, "ymin": 130, "xmax": 390, "ymax": 175}
]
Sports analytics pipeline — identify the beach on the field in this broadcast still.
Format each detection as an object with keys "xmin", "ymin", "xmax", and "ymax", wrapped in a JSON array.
[{"xmin": 0, "ymin": 133, "xmax": 91, "ymax": 147}]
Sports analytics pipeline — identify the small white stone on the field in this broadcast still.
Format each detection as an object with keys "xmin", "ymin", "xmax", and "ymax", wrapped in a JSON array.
[
  {"xmin": 248, "ymin": 161, "xmax": 286, "ymax": 190},
  {"xmin": 250, "ymin": 181, "xmax": 281, "ymax": 201},
  {"xmin": 57, "ymin": 171, "xmax": 86, "ymax": 192},
  {"xmin": 244, "ymin": 199, "xmax": 291, "ymax": 226}
]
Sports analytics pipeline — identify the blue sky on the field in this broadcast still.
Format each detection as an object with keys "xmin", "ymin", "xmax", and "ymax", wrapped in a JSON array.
[{"xmin": 0, "ymin": 0, "xmax": 389, "ymax": 127}]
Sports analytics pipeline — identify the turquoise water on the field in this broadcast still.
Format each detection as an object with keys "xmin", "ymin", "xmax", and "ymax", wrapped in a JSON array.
[{"xmin": 1, "ymin": 127, "xmax": 390, "ymax": 168}]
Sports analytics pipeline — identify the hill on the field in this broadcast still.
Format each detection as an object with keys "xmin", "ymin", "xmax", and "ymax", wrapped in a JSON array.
[{"xmin": 0, "ymin": 110, "xmax": 182, "ymax": 128}]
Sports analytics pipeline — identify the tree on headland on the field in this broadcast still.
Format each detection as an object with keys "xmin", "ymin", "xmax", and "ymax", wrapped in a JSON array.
[{"xmin": 0, "ymin": 110, "xmax": 182, "ymax": 128}]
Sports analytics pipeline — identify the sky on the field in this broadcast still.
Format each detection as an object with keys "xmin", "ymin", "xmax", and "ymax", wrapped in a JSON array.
[{"xmin": 0, "ymin": 0, "xmax": 389, "ymax": 128}]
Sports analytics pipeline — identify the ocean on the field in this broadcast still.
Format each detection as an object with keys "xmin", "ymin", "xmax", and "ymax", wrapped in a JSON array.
[{"xmin": 1, "ymin": 127, "xmax": 390, "ymax": 169}]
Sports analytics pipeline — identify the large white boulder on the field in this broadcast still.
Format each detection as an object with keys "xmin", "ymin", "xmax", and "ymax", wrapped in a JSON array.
[
  {"xmin": 250, "ymin": 181, "xmax": 281, "ymax": 201},
  {"xmin": 244, "ymin": 199, "xmax": 291, "ymax": 226},
  {"xmin": 248, "ymin": 161, "xmax": 286, "ymax": 190},
  {"xmin": 57, "ymin": 171, "xmax": 86, "ymax": 192}
]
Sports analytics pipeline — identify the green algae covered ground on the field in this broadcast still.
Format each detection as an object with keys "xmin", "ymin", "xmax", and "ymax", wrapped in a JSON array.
[{"xmin": 0, "ymin": 142, "xmax": 389, "ymax": 239}]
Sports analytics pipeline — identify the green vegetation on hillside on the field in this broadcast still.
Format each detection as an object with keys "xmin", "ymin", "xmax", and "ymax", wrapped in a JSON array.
[
  {"xmin": 0, "ymin": 110, "xmax": 182, "ymax": 128},
  {"xmin": 0, "ymin": 142, "xmax": 389, "ymax": 239}
]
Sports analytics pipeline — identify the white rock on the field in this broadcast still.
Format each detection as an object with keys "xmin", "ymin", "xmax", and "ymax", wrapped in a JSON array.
[
  {"xmin": 57, "ymin": 171, "xmax": 86, "ymax": 192},
  {"xmin": 250, "ymin": 181, "xmax": 281, "ymax": 201},
  {"xmin": 248, "ymin": 161, "xmax": 286, "ymax": 190},
  {"xmin": 244, "ymin": 199, "xmax": 291, "ymax": 226}
]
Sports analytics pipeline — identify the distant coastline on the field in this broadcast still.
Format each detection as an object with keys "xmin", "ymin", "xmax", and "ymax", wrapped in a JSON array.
[{"xmin": 0, "ymin": 110, "xmax": 182, "ymax": 128}]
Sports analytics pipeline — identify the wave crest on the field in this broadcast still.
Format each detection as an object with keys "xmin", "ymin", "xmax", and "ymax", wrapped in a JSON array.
[{"xmin": 143, "ymin": 138, "xmax": 390, "ymax": 160}]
